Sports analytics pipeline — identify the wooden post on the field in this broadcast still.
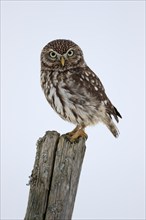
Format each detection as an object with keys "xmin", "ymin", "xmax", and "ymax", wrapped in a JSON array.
[{"xmin": 24, "ymin": 130, "xmax": 86, "ymax": 220}]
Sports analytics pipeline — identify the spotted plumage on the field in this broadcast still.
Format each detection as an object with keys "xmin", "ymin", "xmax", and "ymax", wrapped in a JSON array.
[{"xmin": 41, "ymin": 39, "xmax": 122, "ymax": 140}]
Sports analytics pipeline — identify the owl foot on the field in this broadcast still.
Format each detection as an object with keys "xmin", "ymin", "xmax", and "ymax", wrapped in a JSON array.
[{"xmin": 67, "ymin": 128, "xmax": 88, "ymax": 142}]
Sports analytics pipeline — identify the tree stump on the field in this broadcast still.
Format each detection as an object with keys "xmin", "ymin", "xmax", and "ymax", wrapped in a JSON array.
[{"xmin": 24, "ymin": 130, "xmax": 86, "ymax": 220}]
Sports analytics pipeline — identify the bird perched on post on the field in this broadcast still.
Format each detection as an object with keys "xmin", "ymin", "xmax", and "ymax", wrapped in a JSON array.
[{"xmin": 40, "ymin": 39, "xmax": 122, "ymax": 141}]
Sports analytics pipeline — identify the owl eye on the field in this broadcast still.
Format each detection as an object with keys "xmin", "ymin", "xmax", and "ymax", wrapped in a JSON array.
[
  {"xmin": 49, "ymin": 51, "xmax": 57, "ymax": 58},
  {"xmin": 67, "ymin": 50, "xmax": 74, "ymax": 57}
]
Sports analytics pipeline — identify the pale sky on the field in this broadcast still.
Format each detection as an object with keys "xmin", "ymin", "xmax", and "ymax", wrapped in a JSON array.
[{"xmin": 1, "ymin": 1, "xmax": 145, "ymax": 220}]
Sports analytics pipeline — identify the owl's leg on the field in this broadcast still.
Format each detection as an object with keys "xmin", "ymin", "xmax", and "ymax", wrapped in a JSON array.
[
  {"xmin": 67, "ymin": 125, "xmax": 80, "ymax": 137},
  {"xmin": 70, "ymin": 128, "xmax": 87, "ymax": 142},
  {"xmin": 67, "ymin": 124, "xmax": 88, "ymax": 142}
]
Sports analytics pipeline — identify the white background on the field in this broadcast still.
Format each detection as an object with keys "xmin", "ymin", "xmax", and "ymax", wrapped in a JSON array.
[{"xmin": 1, "ymin": 1, "xmax": 145, "ymax": 219}]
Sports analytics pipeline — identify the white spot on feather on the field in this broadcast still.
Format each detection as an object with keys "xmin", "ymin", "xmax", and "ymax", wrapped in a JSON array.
[
  {"xmin": 104, "ymin": 100, "xmax": 108, "ymax": 105},
  {"xmin": 85, "ymin": 72, "xmax": 89, "ymax": 76}
]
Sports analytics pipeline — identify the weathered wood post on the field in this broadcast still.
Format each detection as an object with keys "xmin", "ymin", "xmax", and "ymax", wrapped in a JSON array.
[{"xmin": 24, "ymin": 130, "xmax": 86, "ymax": 220}]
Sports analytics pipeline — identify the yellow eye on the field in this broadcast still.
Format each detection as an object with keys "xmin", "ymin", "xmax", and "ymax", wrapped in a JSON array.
[
  {"xmin": 49, "ymin": 51, "xmax": 57, "ymax": 58},
  {"xmin": 67, "ymin": 50, "xmax": 74, "ymax": 57}
]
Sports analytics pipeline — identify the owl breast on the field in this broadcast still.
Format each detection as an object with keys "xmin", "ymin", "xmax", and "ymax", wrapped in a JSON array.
[{"xmin": 41, "ymin": 69, "xmax": 103, "ymax": 126}]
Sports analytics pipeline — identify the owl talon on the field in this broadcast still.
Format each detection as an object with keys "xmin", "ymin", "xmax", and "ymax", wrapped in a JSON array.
[{"xmin": 67, "ymin": 129, "xmax": 88, "ymax": 142}]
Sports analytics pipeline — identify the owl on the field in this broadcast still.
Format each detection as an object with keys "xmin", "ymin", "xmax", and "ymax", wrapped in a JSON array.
[{"xmin": 41, "ymin": 39, "xmax": 122, "ymax": 141}]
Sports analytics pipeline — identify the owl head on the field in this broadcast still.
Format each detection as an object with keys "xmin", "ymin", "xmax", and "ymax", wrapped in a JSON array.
[{"xmin": 41, "ymin": 39, "xmax": 85, "ymax": 71}]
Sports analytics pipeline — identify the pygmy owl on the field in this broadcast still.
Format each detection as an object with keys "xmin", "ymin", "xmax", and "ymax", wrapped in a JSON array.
[{"xmin": 41, "ymin": 39, "xmax": 122, "ymax": 141}]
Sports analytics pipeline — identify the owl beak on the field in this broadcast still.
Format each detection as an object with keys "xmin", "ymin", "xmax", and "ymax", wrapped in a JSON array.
[{"xmin": 60, "ymin": 56, "xmax": 65, "ymax": 67}]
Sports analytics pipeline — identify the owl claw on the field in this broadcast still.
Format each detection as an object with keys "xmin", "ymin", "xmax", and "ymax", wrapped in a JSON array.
[{"xmin": 67, "ymin": 129, "xmax": 88, "ymax": 142}]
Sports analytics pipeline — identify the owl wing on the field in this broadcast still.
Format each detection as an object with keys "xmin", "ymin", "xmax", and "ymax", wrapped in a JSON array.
[{"xmin": 64, "ymin": 66, "xmax": 122, "ymax": 122}]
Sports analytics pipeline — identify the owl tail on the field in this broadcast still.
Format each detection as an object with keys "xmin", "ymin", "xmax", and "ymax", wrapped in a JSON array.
[
  {"xmin": 106, "ymin": 121, "xmax": 119, "ymax": 138},
  {"xmin": 103, "ymin": 118, "xmax": 119, "ymax": 138}
]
